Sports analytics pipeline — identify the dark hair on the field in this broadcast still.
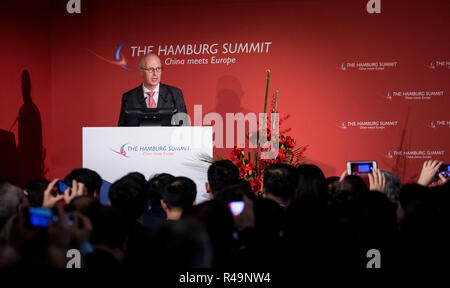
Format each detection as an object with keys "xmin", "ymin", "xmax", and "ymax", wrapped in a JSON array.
[
  {"xmin": 0, "ymin": 180, "xmax": 21, "ymax": 230},
  {"xmin": 24, "ymin": 178, "xmax": 49, "ymax": 207},
  {"xmin": 215, "ymin": 181, "xmax": 254, "ymax": 203},
  {"xmin": 295, "ymin": 164, "xmax": 327, "ymax": 206},
  {"xmin": 109, "ymin": 173, "xmax": 148, "ymax": 220},
  {"xmin": 162, "ymin": 177, "xmax": 197, "ymax": 210},
  {"xmin": 147, "ymin": 173, "xmax": 175, "ymax": 208},
  {"xmin": 65, "ymin": 195, "xmax": 101, "ymax": 221},
  {"xmin": 325, "ymin": 176, "xmax": 340, "ymax": 188},
  {"xmin": 65, "ymin": 168, "xmax": 102, "ymax": 198},
  {"xmin": 263, "ymin": 164, "xmax": 299, "ymax": 202},
  {"xmin": 399, "ymin": 184, "xmax": 430, "ymax": 212},
  {"xmin": 207, "ymin": 160, "xmax": 239, "ymax": 194},
  {"xmin": 90, "ymin": 207, "xmax": 129, "ymax": 248},
  {"xmin": 150, "ymin": 218, "xmax": 212, "ymax": 268},
  {"xmin": 182, "ymin": 200, "xmax": 235, "ymax": 267}
]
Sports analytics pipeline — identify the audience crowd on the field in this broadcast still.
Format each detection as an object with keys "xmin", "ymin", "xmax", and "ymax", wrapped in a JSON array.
[{"xmin": 0, "ymin": 160, "xmax": 448, "ymax": 269}]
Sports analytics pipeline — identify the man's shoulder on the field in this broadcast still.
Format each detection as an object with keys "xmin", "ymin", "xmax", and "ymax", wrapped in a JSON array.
[
  {"xmin": 160, "ymin": 83, "xmax": 182, "ymax": 93},
  {"xmin": 123, "ymin": 85, "xmax": 142, "ymax": 96}
]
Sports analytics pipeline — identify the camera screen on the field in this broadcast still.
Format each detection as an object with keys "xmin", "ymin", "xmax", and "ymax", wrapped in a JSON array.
[
  {"xmin": 29, "ymin": 207, "xmax": 53, "ymax": 228},
  {"xmin": 351, "ymin": 162, "xmax": 374, "ymax": 175},
  {"xmin": 229, "ymin": 201, "xmax": 245, "ymax": 216},
  {"xmin": 58, "ymin": 181, "xmax": 71, "ymax": 194},
  {"xmin": 440, "ymin": 164, "xmax": 450, "ymax": 177}
]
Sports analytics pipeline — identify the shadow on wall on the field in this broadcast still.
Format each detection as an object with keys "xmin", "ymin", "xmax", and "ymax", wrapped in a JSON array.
[
  {"xmin": 0, "ymin": 70, "xmax": 45, "ymax": 185},
  {"xmin": 206, "ymin": 75, "xmax": 254, "ymax": 159}
]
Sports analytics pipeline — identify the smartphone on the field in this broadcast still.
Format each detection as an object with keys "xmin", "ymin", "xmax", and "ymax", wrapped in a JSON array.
[
  {"xmin": 28, "ymin": 207, "xmax": 57, "ymax": 228},
  {"xmin": 57, "ymin": 181, "xmax": 71, "ymax": 194},
  {"xmin": 27, "ymin": 207, "xmax": 73, "ymax": 228},
  {"xmin": 347, "ymin": 161, "xmax": 377, "ymax": 176},
  {"xmin": 229, "ymin": 201, "xmax": 245, "ymax": 216},
  {"xmin": 436, "ymin": 164, "xmax": 450, "ymax": 179}
]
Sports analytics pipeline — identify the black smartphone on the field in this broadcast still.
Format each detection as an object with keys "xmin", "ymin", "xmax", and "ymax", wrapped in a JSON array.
[
  {"xmin": 436, "ymin": 164, "xmax": 450, "ymax": 179},
  {"xmin": 57, "ymin": 181, "xmax": 71, "ymax": 194}
]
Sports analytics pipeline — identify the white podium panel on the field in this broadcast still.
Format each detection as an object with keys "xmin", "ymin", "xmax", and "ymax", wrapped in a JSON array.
[{"xmin": 82, "ymin": 127, "xmax": 213, "ymax": 204}]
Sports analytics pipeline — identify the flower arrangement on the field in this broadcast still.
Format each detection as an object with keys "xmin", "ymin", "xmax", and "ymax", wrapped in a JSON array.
[{"xmin": 229, "ymin": 70, "xmax": 308, "ymax": 195}]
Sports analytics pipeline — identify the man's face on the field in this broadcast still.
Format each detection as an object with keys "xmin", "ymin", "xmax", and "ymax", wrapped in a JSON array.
[{"xmin": 140, "ymin": 55, "xmax": 162, "ymax": 89}]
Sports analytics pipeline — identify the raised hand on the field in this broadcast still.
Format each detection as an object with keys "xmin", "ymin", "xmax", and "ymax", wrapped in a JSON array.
[{"xmin": 417, "ymin": 160, "xmax": 442, "ymax": 186}]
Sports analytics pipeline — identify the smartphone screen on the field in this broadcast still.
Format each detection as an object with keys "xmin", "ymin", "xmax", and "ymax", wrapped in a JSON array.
[
  {"xmin": 229, "ymin": 201, "xmax": 245, "ymax": 216},
  {"xmin": 437, "ymin": 164, "xmax": 450, "ymax": 178},
  {"xmin": 57, "ymin": 181, "xmax": 71, "ymax": 194},
  {"xmin": 348, "ymin": 161, "xmax": 376, "ymax": 176},
  {"xmin": 28, "ymin": 207, "xmax": 54, "ymax": 228}
]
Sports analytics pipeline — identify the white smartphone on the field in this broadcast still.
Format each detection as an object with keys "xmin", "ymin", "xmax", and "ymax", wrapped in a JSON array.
[{"xmin": 347, "ymin": 161, "xmax": 377, "ymax": 176}]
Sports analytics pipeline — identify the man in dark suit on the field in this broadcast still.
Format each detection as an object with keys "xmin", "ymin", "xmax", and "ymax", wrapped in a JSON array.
[{"xmin": 118, "ymin": 53, "xmax": 187, "ymax": 126}]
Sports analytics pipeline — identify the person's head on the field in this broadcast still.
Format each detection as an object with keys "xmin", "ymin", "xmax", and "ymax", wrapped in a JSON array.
[
  {"xmin": 381, "ymin": 170, "xmax": 401, "ymax": 203},
  {"xmin": 147, "ymin": 173, "xmax": 175, "ymax": 208},
  {"xmin": 64, "ymin": 195, "xmax": 101, "ymax": 222},
  {"xmin": 325, "ymin": 176, "xmax": 340, "ymax": 193},
  {"xmin": 0, "ymin": 179, "xmax": 25, "ymax": 230},
  {"xmin": 182, "ymin": 199, "xmax": 235, "ymax": 267},
  {"xmin": 263, "ymin": 164, "xmax": 299, "ymax": 205},
  {"xmin": 90, "ymin": 207, "xmax": 129, "ymax": 255},
  {"xmin": 360, "ymin": 190, "xmax": 398, "ymax": 246},
  {"xmin": 397, "ymin": 183, "xmax": 431, "ymax": 223},
  {"xmin": 295, "ymin": 164, "xmax": 327, "ymax": 206},
  {"xmin": 23, "ymin": 178, "xmax": 49, "ymax": 207},
  {"xmin": 65, "ymin": 168, "xmax": 102, "ymax": 200},
  {"xmin": 139, "ymin": 53, "xmax": 162, "ymax": 90},
  {"xmin": 214, "ymin": 180, "xmax": 254, "ymax": 203},
  {"xmin": 206, "ymin": 160, "xmax": 239, "ymax": 197},
  {"xmin": 109, "ymin": 173, "xmax": 148, "ymax": 220},
  {"xmin": 150, "ymin": 218, "xmax": 212, "ymax": 268},
  {"xmin": 327, "ymin": 175, "xmax": 367, "ymax": 225},
  {"xmin": 161, "ymin": 177, "xmax": 197, "ymax": 220},
  {"xmin": 331, "ymin": 174, "xmax": 368, "ymax": 201},
  {"xmin": 253, "ymin": 197, "xmax": 285, "ymax": 242}
]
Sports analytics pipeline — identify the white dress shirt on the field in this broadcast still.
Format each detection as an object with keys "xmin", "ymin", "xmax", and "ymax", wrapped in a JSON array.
[{"xmin": 142, "ymin": 83, "xmax": 160, "ymax": 108}]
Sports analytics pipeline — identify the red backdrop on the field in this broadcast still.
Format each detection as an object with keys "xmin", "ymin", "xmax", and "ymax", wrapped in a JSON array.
[{"xmin": 1, "ymin": 0, "xmax": 449, "ymax": 185}]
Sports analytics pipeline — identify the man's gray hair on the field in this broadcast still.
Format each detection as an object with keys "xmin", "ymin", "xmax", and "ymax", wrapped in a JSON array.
[
  {"xmin": 0, "ymin": 181, "xmax": 21, "ymax": 231},
  {"xmin": 381, "ymin": 170, "xmax": 401, "ymax": 203}
]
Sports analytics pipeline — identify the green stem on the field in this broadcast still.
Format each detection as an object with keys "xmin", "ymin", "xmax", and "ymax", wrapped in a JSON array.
[{"xmin": 262, "ymin": 70, "xmax": 270, "ymax": 131}]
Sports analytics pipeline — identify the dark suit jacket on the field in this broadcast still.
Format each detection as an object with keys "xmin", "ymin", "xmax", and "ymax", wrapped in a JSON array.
[{"xmin": 118, "ymin": 83, "xmax": 187, "ymax": 126}]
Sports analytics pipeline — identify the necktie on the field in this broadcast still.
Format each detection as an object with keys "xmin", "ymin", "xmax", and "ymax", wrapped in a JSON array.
[{"xmin": 146, "ymin": 91, "xmax": 156, "ymax": 108}]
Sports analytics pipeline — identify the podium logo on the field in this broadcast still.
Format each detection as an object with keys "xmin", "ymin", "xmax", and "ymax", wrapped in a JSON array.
[
  {"xmin": 90, "ymin": 42, "xmax": 134, "ymax": 71},
  {"xmin": 66, "ymin": 0, "xmax": 81, "ymax": 14},
  {"xmin": 110, "ymin": 143, "xmax": 129, "ymax": 158}
]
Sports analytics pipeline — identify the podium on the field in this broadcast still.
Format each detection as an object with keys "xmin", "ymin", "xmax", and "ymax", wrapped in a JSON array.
[{"xmin": 82, "ymin": 127, "xmax": 213, "ymax": 205}]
